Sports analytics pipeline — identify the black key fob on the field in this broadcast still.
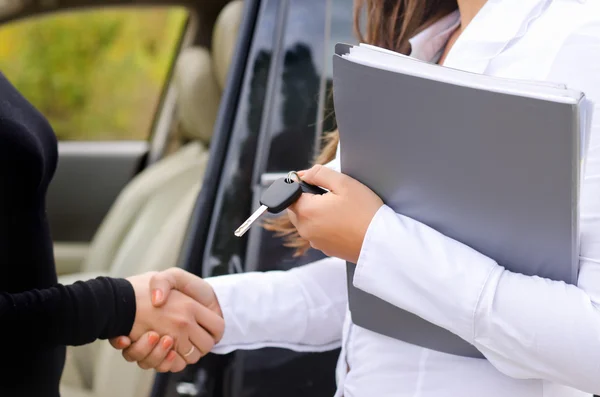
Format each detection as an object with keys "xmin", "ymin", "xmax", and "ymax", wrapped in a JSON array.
[
  {"xmin": 261, "ymin": 177, "xmax": 303, "ymax": 213},
  {"xmin": 298, "ymin": 180, "xmax": 328, "ymax": 195}
]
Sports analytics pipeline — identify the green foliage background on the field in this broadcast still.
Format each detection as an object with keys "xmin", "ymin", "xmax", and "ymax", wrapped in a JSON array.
[{"xmin": 0, "ymin": 7, "xmax": 187, "ymax": 140}]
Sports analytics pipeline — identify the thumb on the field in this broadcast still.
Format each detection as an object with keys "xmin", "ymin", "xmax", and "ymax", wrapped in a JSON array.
[
  {"xmin": 300, "ymin": 165, "xmax": 347, "ymax": 193},
  {"xmin": 149, "ymin": 268, "xmax": 185, "ymax": 306},
  {"xmin": 150, "ymin": 268, "xmax": 218, "ymax": 310},
  {"xmin": 109, "ymin": 336, "xmax": 131, "ymax": 350}
]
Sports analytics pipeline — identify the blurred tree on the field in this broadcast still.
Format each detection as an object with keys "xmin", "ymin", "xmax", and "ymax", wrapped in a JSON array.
[{"xmin": 0, "ymin": 7, "xmax": 187, "ymax": 140}]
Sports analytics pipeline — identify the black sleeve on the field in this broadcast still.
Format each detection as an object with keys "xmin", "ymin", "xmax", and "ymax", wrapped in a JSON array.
[{"xmin": 0, "ymin": 277, "xmax": 136, "ymax": 347}]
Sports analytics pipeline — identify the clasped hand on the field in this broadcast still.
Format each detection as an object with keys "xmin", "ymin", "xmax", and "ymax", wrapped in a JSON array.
[
  {"xmin": 113, "ymin": 166, "xmax": 383, "ymax": 373},
  {"xmin": 114, "ymin": 269, "xmax": 224, "ymax": 373}
]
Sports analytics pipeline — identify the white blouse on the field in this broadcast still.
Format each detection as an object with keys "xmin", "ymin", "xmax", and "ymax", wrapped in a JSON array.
[{"xmin": 207, "ymin": 1, "xmax": 600, "ymax": 396}]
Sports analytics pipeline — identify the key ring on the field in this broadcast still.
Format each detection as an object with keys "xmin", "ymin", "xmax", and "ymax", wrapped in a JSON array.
[{"xmin": 286, "ymin": 171, "xmax": 301, "ymax": 184}]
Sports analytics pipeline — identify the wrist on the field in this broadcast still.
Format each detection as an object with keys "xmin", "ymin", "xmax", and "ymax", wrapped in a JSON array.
[
  {"xmin": 203, "ymin": 276, "xmax": 236, "ymax": 345},
  {"xmin": 349, "ymin": 202, "xmax": 384, "ymax": 263},
  {"xmin": 206, "ymin": 289, "xmax": 223, "ymax": 319},
  {"xmin": 126, "ymin": 273, "xmax": 156, "ymax": 339}
]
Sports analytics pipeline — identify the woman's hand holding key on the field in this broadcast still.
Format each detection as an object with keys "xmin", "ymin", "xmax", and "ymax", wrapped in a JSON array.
[
  {"xmin": 287, "ymin": 165, "xmax": 383, "ymax": 263},
  {"xmin": 238, "ymin": 165, "xmax": 383, "ymax": 263},
  {"xmin": 234, "ymin": 171, "xmax": 328, "ymax": 237}
]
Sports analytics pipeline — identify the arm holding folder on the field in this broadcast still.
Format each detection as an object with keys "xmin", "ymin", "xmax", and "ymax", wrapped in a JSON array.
[{"xmin": 290, "ymin": 26, "xmax": 600, "ymax": 393}]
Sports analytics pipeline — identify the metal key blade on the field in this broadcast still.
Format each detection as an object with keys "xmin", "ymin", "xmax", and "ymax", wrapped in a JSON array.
[
  {"xmin": 234, "ymin": 205, "xmax": 268, "ymax": 237},
  {"xmin": 234, "ymin": 177, "xmax": 303, "ymax": 238}
]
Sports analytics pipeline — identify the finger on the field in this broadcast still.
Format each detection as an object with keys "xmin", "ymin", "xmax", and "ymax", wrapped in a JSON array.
[
  {"xmin": 170, "ymin": 270, "xmax": 219, "ymax": 311},
  {"xmin": 300, "ymin": 164, "xmax": 347, "ymax": 193},
  {"xmin": 137, "ymin": 335, "xmax": 175, "ymax": 370},
  {"xmin": 109, "ymin": 336, "xmax": 131, "ymax": 350},
  {"xmin": 150, "ymin": 268, "xmax": 215, "ymax": 308},
  {"xmin": 286, "ymin": 207, "xmax": 299, "ymax": 226},
  {"xmin": 177, "ymin": 339, "xmax": 202, "ymax": 364},
  {"xmin": 156, "ymin": 350, "xmax": 179, "ymax": 373},
  {"xmin": 287, "ymin": 193, "xmax": 311, "ymax": 215},
  {"xmin": 287, "ymin": 193, "xmax": 321, "ymax": 223},
  {"xmin": 193, "ymin": 303, "xmax": 226, "ymax": 342},
  {"xmin": 122, "ymin": 332, "xmax": 160, "ymax": 363},
  {"xmin": 188, "ymin": 324, "xmax": 217, "ymax": 358},
  {"xmin": 169, "ymin": 354, "xmax": 188, "ymax": 373},
  {"xmin": 149, "ymin": 270, "xmax": 178, "ymax": 306},
  {"xmin": 150, "ymin": 268, "xmax": 193, "ymax": 306}
]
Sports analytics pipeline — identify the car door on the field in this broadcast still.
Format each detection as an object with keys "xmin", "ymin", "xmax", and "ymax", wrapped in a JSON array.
[
  {"xmin": 154, "ymin": 0, "xmax": 355, "ymax": 396},
  {"xmin": 0, "ymin": 0, "xmax": 200, "ymax": 275},
  {"xmin": 218, "ymin": 2, "xmax": 355, "ymax": 395}
]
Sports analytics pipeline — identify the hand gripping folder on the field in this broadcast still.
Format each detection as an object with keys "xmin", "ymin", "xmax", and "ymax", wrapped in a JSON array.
[{"xmin": 333, "ymin": 43, "xmax": 593, "ymax": 359}]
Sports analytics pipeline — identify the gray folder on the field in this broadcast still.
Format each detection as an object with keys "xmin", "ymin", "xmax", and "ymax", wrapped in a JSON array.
[{"xmin": 333, "ymin": 43, "xmax": 590, "ymax": 358}]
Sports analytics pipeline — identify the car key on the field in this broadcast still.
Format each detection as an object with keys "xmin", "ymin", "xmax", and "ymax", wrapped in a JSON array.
[
  {"xmin": 289, "ymin": 170, "xmax": 329, "ymax": 195},
  {"xmin": 234, "ymin": 174, "xmax": 327, "ymax": 237},
  {"xmin": 234, "ymin": 177, "xmax": 302, "ymax": 237}
]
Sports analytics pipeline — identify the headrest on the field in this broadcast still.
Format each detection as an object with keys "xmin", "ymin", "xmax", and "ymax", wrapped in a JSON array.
[
  {"xmin": 173, "ymin": 47, "xmax": 222, "ymax": 143},
  {"xmin": 212, "ymin": 0, "xmax": 244, "ymax": 89}
]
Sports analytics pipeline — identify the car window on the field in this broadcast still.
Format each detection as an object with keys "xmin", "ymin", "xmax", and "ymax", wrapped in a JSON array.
[
  {"xmin": 261, "ymin": 2, "xmax": 328, "ymax": 173},
  {"xmin": 0, "ymin": 7, "xmax": 188, "ymax": 141},
  {"xmin": 199, "ymin": 2, "xmax": 355, "ymax": 397},
  {"xmin": 245, "ymin": 0, "xmax": 356, "ymax": 274},
  {"xmin": 201, "ymin": 0, "xmax": 279, "ymax": 280},
  {"xmin": 262, "ymin": 0, "xmax": 357, "ymax": 173}
]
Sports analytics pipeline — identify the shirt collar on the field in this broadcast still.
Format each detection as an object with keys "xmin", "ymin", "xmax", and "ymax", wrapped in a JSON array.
[
  {"xmin": 407, "ymin": 0, "xmax": 564, "ymax": 74},
  {"xmin": 408, "ymin": 10, "xmax": 460, "ymax": 63}
]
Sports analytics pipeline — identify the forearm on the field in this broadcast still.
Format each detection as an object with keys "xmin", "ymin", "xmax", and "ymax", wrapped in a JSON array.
[
  {"xmin": 471, "ymin": 266, "xmax": 600, "ymax": 392},
  {"xmin": 354, "ymin": 205, "xmax": 600, "ymax": 393},
  {"xmin": 207, "ymin": 257, "xmax": 347, "ymax": 354},
  {"xmin": 0, "ymin": 277, "xmax": 136, "ymax": 347}
]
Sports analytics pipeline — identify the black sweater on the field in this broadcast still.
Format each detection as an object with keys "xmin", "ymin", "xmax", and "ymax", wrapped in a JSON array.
[{"xmin": 0, "ymin": 73, "xmax": 137, "ymax": 396}]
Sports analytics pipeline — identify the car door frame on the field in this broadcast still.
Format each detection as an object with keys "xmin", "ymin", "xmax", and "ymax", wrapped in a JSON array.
[{"xmin": 150, "ymin": 0, "xmax": 261, "ymax": 394}]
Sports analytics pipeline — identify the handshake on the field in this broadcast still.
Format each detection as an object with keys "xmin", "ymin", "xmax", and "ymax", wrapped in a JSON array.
[{"xmin": 110, "ymin": 268, "xmax": 224, "ymax": 373}]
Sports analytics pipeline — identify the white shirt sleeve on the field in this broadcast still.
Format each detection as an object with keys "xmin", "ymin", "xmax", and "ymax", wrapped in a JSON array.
[
  {"xmin": 206, "ymin": 256, "xmax": 347, "ymax": 354},
  {"xmin": 352, "ymin": 22, "xmax": 600, "ymax": 393},
  {"xmin": 205, "ymin": 144, "xmax": 346, "ymax": 354}
]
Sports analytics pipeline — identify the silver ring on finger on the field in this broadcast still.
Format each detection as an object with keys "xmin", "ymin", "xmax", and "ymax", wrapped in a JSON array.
[{"xmin": 183, "ymin": 345, "xmax": 195, "ymax": 358}]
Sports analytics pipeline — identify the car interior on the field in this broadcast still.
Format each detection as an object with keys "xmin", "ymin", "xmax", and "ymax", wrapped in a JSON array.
[{"xmin": 56, "ymin": 2, "xmax": 245, "ymax": 397}]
